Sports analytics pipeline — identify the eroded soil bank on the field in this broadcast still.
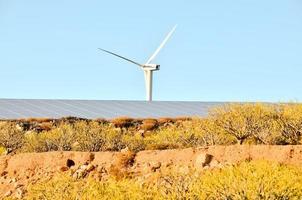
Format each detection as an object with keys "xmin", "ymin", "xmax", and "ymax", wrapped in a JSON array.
[{"xmin": 1, "ymin": 145, "xmax": 302, "ymax": 198}]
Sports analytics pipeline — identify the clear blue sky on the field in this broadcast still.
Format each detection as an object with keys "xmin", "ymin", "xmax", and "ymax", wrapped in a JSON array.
[{"xmin": 0, "ymin": 0, "xmax": 301, "ymax": 102}]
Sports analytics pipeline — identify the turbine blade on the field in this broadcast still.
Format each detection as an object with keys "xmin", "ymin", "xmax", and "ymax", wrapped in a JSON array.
[
  {"xmin": 98, "ymin": 48, "xmax": 143, "ymax": 67},
  {"xmin": 146, "ymin": 25, "xmax": 177, "ymax": 64}
]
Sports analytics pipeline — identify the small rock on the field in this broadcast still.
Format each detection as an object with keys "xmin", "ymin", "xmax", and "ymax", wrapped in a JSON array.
[
  {"xmin": 150, "ymin": 161, "xmax": 161, "ymax": 172},
  {"xmin": 77, "ymin": 170, "xmax": 87, "ymax": 179},
  {"xmin": 203, "ymin": 166, "xmax": 210, "ymax": 170},
  {"xmin": 72, "ymin": 167, "xmax": 88, "ymax": 179},
  {"xmin": 195, "ymin": 153, "xmax": 213, "ymax": 168},
  {"xmin": 58, "ymin": 166, "xmax": 69, "ymax": 172},
  {"xmin": 120, "ymin": 147, "xmax": 129, "ymax": 153},
  {"xmin": 80, "ymin": 164, "xmax": 88, "ymax": 170},
  {"xmin": 86, "ymin": 164, "xmax": 95, "ymax": 172},
  {"xmin": 137, "ymin": 130, "xmax": 145, "ymax": 137},
  {"xmin": 16, "ymin": 124, "xmax": 23, "ymax": 131},
  {"xmin": 209, "ymin": 159, "xmax": 220, "ymax": 168},
  {"xmin": 72, "ymin": 172, "xmax": 78, "ymax": 179},
  {"xmin": 9, "ymin": 178, "xmax": 16, "ymax": 183},
  {"xmin": 15, "ymin": 188, "xmax": 24, "ymax": 199},
  {"xmin": 97, "ymin": 166, "xmax": 107, "ymax": 174},
  {"xmin": 4, "ymin": 190, "xmax": 12, "ymax": 197},
  {"xmin": 14, "ymin": 182, "xmax": 24, "ymax": 189},
  {"xmin": 3, "ymin": 148, "xmax": 12, "ymax": 155},
  {"xmin": 165, "ymin": 160, "xmax": 174, "ymax": 168}
]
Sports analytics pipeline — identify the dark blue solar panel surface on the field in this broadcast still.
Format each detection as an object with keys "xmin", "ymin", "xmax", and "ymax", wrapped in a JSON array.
[{"xmin": 0, "ymin": 99, "xmax": 224, "ymax": 119}]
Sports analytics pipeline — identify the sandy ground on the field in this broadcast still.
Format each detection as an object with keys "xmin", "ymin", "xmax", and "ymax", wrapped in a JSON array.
[{"xmin": 1, "ymin": 145, "xmax": 302, "ymax": 198}]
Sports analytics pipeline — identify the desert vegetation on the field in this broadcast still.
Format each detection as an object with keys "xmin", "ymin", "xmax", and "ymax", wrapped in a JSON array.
[
  {"xmin": 4, "ymin": 160, "xmax": 301, "ymax": 200},
  {"xmin": 1, "ymin": 103, "xmax": 302, "ymax": 154},
  {"xmin": 1, "ymin": 102, "xmax": 302, "ymax": 199}
]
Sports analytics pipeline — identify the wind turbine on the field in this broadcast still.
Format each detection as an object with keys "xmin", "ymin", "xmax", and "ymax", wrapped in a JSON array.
[{"xmin": 98, "ymin": 25, "xmax": 177, "ymax": 101}]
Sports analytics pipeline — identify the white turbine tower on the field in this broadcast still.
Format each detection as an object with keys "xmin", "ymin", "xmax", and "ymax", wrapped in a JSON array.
[{"xmin": 98, "ymin": 25, "xmax": 177, "ymax": 101}]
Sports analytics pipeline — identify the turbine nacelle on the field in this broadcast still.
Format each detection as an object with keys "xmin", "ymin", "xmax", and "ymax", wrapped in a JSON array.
[{"xmin": 142, "ymin": 64, "xmax": 160, "ymax": 71}]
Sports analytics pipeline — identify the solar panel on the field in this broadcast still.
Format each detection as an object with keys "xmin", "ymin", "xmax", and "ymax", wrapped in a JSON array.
[{"xmin": 0, "ymin": 99, "xmax": 224, "ymax": 119}]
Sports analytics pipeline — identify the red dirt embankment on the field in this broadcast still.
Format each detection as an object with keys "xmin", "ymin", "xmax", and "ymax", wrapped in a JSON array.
[{"xmin": 1, "ymin": 145, "xmax": 302, "ymax": 198}]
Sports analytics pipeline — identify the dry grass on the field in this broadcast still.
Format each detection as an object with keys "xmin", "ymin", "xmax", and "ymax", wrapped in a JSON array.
[{"xmin": 19, "ymin": 161, "xmax": 302, "ymax": 200}]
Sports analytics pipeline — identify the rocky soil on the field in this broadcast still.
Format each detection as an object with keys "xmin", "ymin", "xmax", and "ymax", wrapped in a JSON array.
[{"xmin": 1, "ymin": 145, "xmax": 302, "ymax": 198}]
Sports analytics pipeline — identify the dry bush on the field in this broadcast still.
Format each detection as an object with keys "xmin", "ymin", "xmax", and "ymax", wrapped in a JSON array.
[
  {"xmin": 174, "ymin": 117, "xmax": 191, "ymax": 121},
  {"xmin": 39, "ymin": 122, "xmax": 53, "ymax": 131},
  {"xmin": 74, "ymin": 121, "xmax": 125, "ymax": 151},
  {"xmin": 174, "ymin": 117, "xmax": 192, "ymax": 126},
  {"xmin": 23, "ymin": 123, "xmax": 75, "ymax": 152},
  {"xmin": 94, "ymin": 118, "xmax": 109, "ymax": 124},
  {"xmin": 211, "ymin": 103, "xmax": 279, "ymax": 144},
  {"xmin": 157, "ymin": 117, "xmax": 175, "ymax": 126},
  {"xmin": 111, "ymin": 117, "xmax": 135, "ymax": 128},
  {"xmin": 23, "ymin": 121, "xmax": 126, "ymax": 152},
  {"xmin": 141, "ymin": 119, "xmax": 158, "ymax": 131},
  {"xmin": 109, "ymin": 151, "xmax": 136, "ymax": 179},
  {"xmin": 58, "ymin": 116, "xmax": 88, "ymax": 124},
  {"xmin": 122, "ymin": 134, "xmax": 146, "ymax": 152},
  {"xmin": 24, "ymin": 117, "xmax": 54, "ymax": 123},
  {"xmin": 143, "ymin": 125, "xmax": 183, "ymax": 150},
  {"xmin": 274, "ymin": 104, "xmax": 302, "ymax": 144},
  {"xmin": 144, "ymin": 121, "xmax": 199, "ymax": 150},
  {"xmin": 0, "ymin": 121, "xmax": 24, "ymax": 152},
  {"xmin": 101, "ymin": 128, "xmax": 126, "ymax": 151},
  {"xmin": 144, "ymin": 118, "xmax": 234, "ymax": 150},
  {"xmin": 73, "ymin": 121, "xmax": 106, "ymax": 151},
  {"xmin": 194, "ymin": 118, "xmax": 236, "ymax": 146}
]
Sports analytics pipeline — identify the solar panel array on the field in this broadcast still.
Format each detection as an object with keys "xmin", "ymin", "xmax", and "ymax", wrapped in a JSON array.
[{"xmin": 0, "ymin": 99, "xmax": 223, "ymax": 119}]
